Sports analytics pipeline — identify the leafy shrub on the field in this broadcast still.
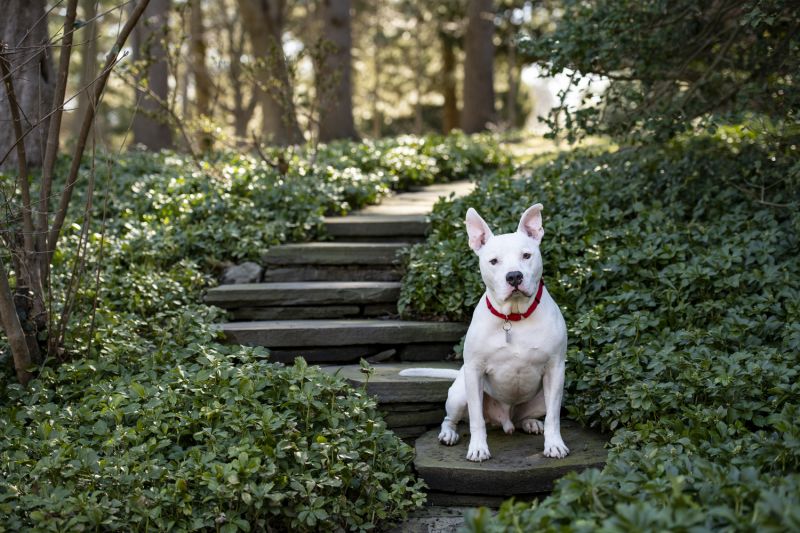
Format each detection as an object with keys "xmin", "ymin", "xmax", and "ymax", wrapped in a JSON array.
[
  {"xmin": 0, "ymin": 328, "xmax": 423, "ymax": 531},
  {"xmin": 400, "ymin": 131, "xmax": 800, "ymax": 530}
]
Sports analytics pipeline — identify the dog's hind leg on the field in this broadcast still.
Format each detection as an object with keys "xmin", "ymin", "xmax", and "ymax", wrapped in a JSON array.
[
  {"xmin": 514, "ymin": 392, "xmax": 546, "ymax": 435},
  {"xmin": 439, "ymin": 378, "xmax": 467, "ymax": 445},
  {"xmin": 484, "ymin": 395, "xmax": 514, "ymax": 434}
]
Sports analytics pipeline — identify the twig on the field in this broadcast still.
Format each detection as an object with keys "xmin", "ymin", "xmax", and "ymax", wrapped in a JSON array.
[
  {"xmin": 47, "ymin": 0, "xmax": 152, "ymax": 267},
  {"xmin": 38, "ymin": 0, "xmax": 79, "ymax": 273},
  {"xmin": 0, "ymin": 50, "xmax": 36, "ymax": 259}
]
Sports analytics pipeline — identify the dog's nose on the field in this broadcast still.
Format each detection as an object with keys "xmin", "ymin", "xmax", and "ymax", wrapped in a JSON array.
[{"xmin": 506, "ymin": 271, "xmax": 523, "ymax": 287}]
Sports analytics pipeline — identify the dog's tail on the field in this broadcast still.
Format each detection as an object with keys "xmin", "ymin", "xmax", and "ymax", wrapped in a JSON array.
[{"xmin": 399, "ymin": 368, "xmax": 459, "ymax": 380}]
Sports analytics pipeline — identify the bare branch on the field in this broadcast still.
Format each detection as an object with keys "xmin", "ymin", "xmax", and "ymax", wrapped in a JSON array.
[
  {"xmin": 0, "ymin": 255, "xmax": 33, "ymax": 385},
  {"xmin": 38, "ymin": 0, "xmax": 79, "ymax": 263},
  {"xmin": 47, "ymin": 0, "xmax": 152, "ymax": 266},
  {"xmin": 0, "ymin": 50, "xmax": 36, "ymax": 258}
]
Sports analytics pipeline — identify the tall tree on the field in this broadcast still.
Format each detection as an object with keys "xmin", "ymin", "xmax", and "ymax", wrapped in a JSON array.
[
  {"xmin": 440, "ymin": 30, "xmax": 459, "ymax": 133},
  {"xmin": 132, "ymin": 0, "xmax": 173, "ymax": 150},
  {"xmin": 237, "ymin": 0, "xmax": 303, "ymax": 146},
  {"xmin": 369, "ymin": 23, "xmax": 383, "ymax": 138},
  {"xmin": 73, "ymin": 0, "xmax": 99, "ymax": 140},
  {"xmin": 461, "ymin": 0, "xmax": 495, "ymax": 133},
  {"xmin": 0, "ymin": 0, "xmax": 55, "ymax": 169},
  {"xmin": 410, "ymin": 7, "xmax": 425, "ymax": 135},
  {"xmin": 190, "ymin": 0, "xmax": 214, "ymax": 150},
  {"xmin": 219, "ymin": 7, "xmax": 258, "ymax": 143},
  {"xmin": 433, "ymin": 0, "xmax": 465, "ymax": 134},
  {"xmin": 505, "ymin": 31, "xmax": 518, "ymax": 128},
  {"xmin": 316, "ymin": 0, "xmax": 358, "ymax": 141}
]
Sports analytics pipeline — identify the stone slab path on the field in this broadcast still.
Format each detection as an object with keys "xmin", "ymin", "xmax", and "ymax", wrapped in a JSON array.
[
  {"xmin": 323, "ymin": 361, "xmax": 459, "ymax": 403},
  {"xmin": 415, "ymin": 421, "xmax": 608, "ymax": 497},
  {"xmin": 355, "ymin": 181, "xmax": 475, "ymax": 216},
  {"xmin": 206, "ymin": 175, "xmax": 608, "ymax": 522},
  {"xmin": 207, "ymin": 180, "xmax": 473, "ymax": 360}
]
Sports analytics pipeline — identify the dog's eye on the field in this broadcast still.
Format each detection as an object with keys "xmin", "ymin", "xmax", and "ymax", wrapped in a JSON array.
[
  {"xmin": 489, "ymin": 258, "xmax": 498, "ymax": 265},
  {"xmin": 522, "ymin": 253, "xmax": 531, "ymax": 259}
]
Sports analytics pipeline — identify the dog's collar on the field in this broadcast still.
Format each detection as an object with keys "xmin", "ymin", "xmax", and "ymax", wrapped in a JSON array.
[{"xmin": 486, "ymin": 279, "xmax": 544, "ymax": 321}]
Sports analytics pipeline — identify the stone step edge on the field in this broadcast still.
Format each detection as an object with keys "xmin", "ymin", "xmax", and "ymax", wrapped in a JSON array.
[
  {"xmin": 205, "ymin": 281, "xmax": 401, "ymax": 308},
  {"xmin": 414, "ymin": 422, "xmax": 608, "ymax": 496},
  {"xmin": 220, "ymin": 319, "xmax": 468, "ymax": 348},
  {"xmin": 321, "ymin": 361, "xmax": 460, "ymax": 403},
  {"xmin": 262, "ymin": 242, "xmax": 409, "ymax": 266},
  {"xmin": 323, "ymin": 215, "xmax": 428, "ymax": 237}
]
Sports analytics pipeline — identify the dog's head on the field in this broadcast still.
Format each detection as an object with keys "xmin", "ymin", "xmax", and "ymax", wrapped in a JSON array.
[{"xmin": 465, "ymin": 204, "xmax": 545, "ymax": 303}]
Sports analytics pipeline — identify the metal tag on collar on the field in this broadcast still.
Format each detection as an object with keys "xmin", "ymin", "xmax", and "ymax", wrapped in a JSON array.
[{"xmin": 503, "ymin": 320, "xmax": 512, "ymax": 343}]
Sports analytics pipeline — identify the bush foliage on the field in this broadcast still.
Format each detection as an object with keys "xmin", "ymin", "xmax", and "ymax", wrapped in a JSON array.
[
  {"xmin": 0, "ymin": 133, "xmax": 506, "ymax": 531},
  {"xmin": 521, "ymin": 0, "xmax": 800, "ymax": 142},
  {"xmin": 96, "ymin": 132, "xmax": 507, "ymax": 266},
  {"xmin": 400, "ymin": 130, "xmax": 800, "ymax": 530}
]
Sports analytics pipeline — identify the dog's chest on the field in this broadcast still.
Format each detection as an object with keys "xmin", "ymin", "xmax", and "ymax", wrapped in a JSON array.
[
  {"xmin": 477, "ymin": 330, "xmax": 543, "ymax": 394},
  {"xmin": 483, "ymin": 317, "xmax": 558, "ymax": 362},
  {"xmin": 483, "ymin": 347, "xmax": 545, "ymax": 403}
]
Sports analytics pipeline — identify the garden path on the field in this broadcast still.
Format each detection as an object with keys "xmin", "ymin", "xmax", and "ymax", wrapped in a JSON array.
[{"xmin": 206, "ymin": 176, "xmax": 606, "ymax": 531}]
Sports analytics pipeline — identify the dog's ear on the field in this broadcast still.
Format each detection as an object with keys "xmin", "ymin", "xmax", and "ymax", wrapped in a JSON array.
[
  {"xmin": 466, "ymin": 208, "xmax": 493, "ymax": 253},
  {"xmin": 518, "ymin": 203, "xmax": 544, "ymax": 243}
]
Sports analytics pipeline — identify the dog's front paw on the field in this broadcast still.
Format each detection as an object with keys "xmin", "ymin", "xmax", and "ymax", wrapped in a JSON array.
[
  {"xmin": 502, "ymin": 419, "xmax": 515, "ymax": 435},
  {"xmin": 466, "ymin": 440, "xmax": 491, "ymax": 462},
  {"xmin": 543, "ymin": 439, "xmax": 569, "ymax": 458},
  {"xmin": 521, "ymin": 418, "xmax": 544, "ymax": 434},
  {"xmin": 438, "ymin": 427, "xmax": 460, "ymax": 445}
]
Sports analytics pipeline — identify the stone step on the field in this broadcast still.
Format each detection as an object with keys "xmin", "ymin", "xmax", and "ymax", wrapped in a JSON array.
[
  {"xmin": 262, "ymin": 265, "xmax": 401, "ymax": 283},
  {"xmin": 205, "ymin": 282, "xmax": 401, "ymax": 308},
  {"xmin": 323, "ymin": 215, "xmax": 428, "ymax": 242},
  {"xmin": 388, "ymin": 506, "xmax": 473, "ymax": 533},
  {"xmin": 226, "ymin": 304, "xmax": 396, "ymax": 321},
  {"xmin": 323, "ymin": 361, "xmax": 459, "ymax": 441},
  {"xmin": 263, "ymin": 242, "xmax": 407, "ymax": 266},
  {"xmin": 414, "ymin": 421, "xmax": 607, "ymax": 498},
  {"xmin": 323, "ymin": 361, "xmax": 460, "ymax": 403},
  {"xmin": 221, "ymin": 319, "xmax": 466, "ymax": 347},
  {"xmin": 220, "ymin": 320, "xmax": 467, "ymax": 364},
  {"xmin": 261, "ymin": 243, "xmax": 407, "ymax": 282}
]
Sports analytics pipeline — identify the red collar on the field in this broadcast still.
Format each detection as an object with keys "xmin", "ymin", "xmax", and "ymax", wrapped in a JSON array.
[{"xmin": 486, "ymin": 280, "xmax": 544, "ymax": 321}]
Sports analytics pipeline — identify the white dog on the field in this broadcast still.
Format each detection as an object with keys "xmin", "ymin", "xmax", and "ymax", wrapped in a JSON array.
[{"xmin": 401, "ymin": 204, "xmax": 569, "ymax": 461}]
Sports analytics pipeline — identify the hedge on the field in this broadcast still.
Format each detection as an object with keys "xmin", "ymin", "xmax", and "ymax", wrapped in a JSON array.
[{"xmin": 400, "ymin": 129, "xmax": 800, "ymax": 530}]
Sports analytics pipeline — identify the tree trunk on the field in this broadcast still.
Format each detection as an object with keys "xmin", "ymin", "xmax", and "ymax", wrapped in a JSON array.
[
  {"xmin": 0, "ymin": 0, "xmax": 55, "ymax": 169},
  {"xmin": 316, "ymin": 0, "xmax": 358, "ymax": 142},
  {"xmin": 73, "ymin": 0, "xmax": 99, "ymax": 140},
  {"xmin": 370, "ymin": 20, "xmax": 382, "ymax": 138},
  {"xmin": 441, "ymin": 32, "xmax": 459, "ymax": 133},
  {"xmin": 412, "ymin": 12, "xmax": 424, "ymax": 136},
  {"xmin": 221, "ymin": 11, "xmax": 257, "ymax": 144},
  {"xmin": 237, "ymin": 0, "xmax": 303, "ymax": 146},
  {"xmin": 461, "ymin": 0, "xmax": 495, "ymax": 133},
  {"xmin": 190, "ymin": 0, "xmax": 213, "ymax": 151},
  {"xmin": 132, "ymin": 0, "xmax": 173, "ymax": 150},
  {"xmin": 506, "ymin": 37, "xmax": 518, "ymax": 129}
]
